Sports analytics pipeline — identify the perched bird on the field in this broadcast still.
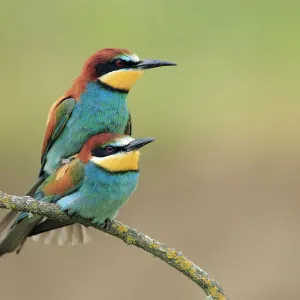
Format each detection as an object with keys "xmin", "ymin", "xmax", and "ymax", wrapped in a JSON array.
[
  {"xmin": 0, "ymin": 48, "xmax": 175, "ymax": 232},
  {"xmin": 41, "ymin": 48, "xmax": 174, "ymax": 177},
  {"xmin": 0, "ymin": 133, "xmax": 155, "ymax": 256}
]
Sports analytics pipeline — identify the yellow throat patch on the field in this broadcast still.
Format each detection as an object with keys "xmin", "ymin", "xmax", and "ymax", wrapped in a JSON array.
[
  {"xmin": 99, "ymin": 69, "xmax": 143, "ymax": 91},
  {"xmin": 92, "ymin": 151, "xmax": 140, "ymax": 172}
]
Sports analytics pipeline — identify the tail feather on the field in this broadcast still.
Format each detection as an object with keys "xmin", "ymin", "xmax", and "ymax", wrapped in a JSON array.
[
  {"xmin": 0, "ymin": 215, "xmax": 43, "ymax": 256},
  {"xmin": 82, "ymin": 226, "xmax": 92, "ymax": 244},
  {"xmin": 30, "ymin": 219, "xmax": 92, "ymax": 245},
  {"xmin": 30, "ymin": 218, "xmax": 93, "ymax": 245},
  {"xmin": 0, "ymin": 212, "xmax": 19, "ymax": 236},
  {"xmin": 43, "ymin": 229, "xmax": 57, "ymax": 244},
  {"xmin": 31, "ymin": 224, "xmax": 92, "ymax": 246},
  {"xmin": 0, "ymin": 176, "xmax": 46, "ymax": 256},
  {"xmin": 71, "ymin": 223, "xmax": 83, "ymax": 245},
  {"xmin": 29, "ymin": 219, "xmax": 73, "ymax": 236},
  {"xmin": 0, "ymin": 174, "xmax": 93, "ymax": 255}
]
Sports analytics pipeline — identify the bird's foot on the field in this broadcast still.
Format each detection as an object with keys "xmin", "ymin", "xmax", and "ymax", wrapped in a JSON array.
[
  {"xmin": 63, "ymin": 208, "xmax": 78, "ymax": 218},
  {"xmin": 64, "ymin": 209, "xmax": 91, "ymax": 227},
  {"xmin": 100, "ymin": 218, "xmax": 112, "ymax": 229}
]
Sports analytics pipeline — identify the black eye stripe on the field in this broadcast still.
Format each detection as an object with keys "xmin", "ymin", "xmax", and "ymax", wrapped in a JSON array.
[
  {"xmin": 91, "ymin": 148, "xmax": 108, "ymax": 157},
  {"xmin": 95, "ymin": 63, "xmax": 118, "ymax": 77},
  {"xmin": 95, "ymin": 59, "xmax": 136, "ymax": 77},
  {"xmin": 91, "ymin": 146, "xmax": 122, "ymax": 158}
]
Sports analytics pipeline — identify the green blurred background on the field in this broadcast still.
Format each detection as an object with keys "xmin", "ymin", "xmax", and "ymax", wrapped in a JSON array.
[{"xmin": 0, "ymin": 1, "xmax": 300, "ymax": 299}]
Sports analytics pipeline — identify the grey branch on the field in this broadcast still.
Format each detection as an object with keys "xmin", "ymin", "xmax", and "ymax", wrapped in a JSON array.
[{"xmin": 0, "ymin": 191, "xmax": 229, "ymax": 300}]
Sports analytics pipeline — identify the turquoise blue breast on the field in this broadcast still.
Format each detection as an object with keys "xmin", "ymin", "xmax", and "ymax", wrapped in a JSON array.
[
  {"xmin": 57, "ymin": 163, "xmax": 139, "ymax": 224},
  {"xmin": 44, "ymin": 82, "xmax": 129, "ymax": 174}
]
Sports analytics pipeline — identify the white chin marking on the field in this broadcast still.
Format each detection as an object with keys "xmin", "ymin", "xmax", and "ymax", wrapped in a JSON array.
[{"xmin": 31, "ymin": 224, "xmax": 92, "ymax": 246}]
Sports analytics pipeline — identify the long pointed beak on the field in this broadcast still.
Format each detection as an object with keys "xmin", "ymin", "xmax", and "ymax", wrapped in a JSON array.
[
  {"xmin": 136, "ymin": 59, "xmax": 177, "ymax": 70},
  {"xmin": 124, "ymin": 137, "xmax": 156, "ymax": 152}
]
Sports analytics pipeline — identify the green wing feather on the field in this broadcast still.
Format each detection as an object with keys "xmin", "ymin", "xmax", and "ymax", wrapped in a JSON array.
[
  {"xmin": 0, "ymin": 159, "xmax": 85, "ymax": 255},
  {"xmin": 40, "ymin": 98, "xmax": 76, "ymax": 175},
  {"xmin": 29, "ymin": 158, "xmax": 86, "ymax": 237},
  {"xmin": 36, "ymin": 158, "xmax": 85, "ymax": 200}
]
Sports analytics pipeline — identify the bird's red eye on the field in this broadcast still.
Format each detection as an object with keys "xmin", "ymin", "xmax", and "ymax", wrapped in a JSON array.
[
  {"xmin": 115, "ymin": 60, "xmax": 125, "ymax": 67},
  {"xmin": 105, "ymin": 146, "xmax": 114, "ymax": 153}
]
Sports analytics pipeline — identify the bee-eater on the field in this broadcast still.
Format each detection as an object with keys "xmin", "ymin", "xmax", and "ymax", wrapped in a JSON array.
[
  {"xmin": 40, "ymin": 48, "xmax": 174, "ymax": 177},
  {"xmin": 0, "ymin": 133, "xmax": 155, "ymax": 256},
  {"xmin": 0, "ymin": 48, "xmax": 175, "ymax": 232}
]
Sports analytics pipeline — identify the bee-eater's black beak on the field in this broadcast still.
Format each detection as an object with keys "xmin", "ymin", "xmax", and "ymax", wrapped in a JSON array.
[
  {"xmin": 124, "ymin": 138, "xmax": 156, "ymax": 152},
  {"xmin": 136, "ymin": 59, "xmax": 177, "ymax": 70}
]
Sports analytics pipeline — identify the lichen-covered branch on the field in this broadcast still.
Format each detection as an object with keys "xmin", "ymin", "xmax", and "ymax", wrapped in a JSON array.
[{"xmin": 0, "ymin": 191, "xmax": 229, "ymax": 300}]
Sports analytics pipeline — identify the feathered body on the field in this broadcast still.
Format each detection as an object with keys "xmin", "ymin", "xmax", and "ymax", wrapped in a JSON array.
[
  {"xmin": 0, "ymin": 134, "xmax": 155, "ymax": 255},
  {"xmin": 0, "ymin": 47, "xmax": 175, "ymax": 254},
  {"xmin": 44, "ymin": 82, "xmax": 129, "ymax": 174},
  {"xmin": 40, "ymin": 48, "xmax": 176, "ymax": 176},
  {"xmin": 57, "ymin": 163, "xmax": 139, "ymax": 223},
  {"xmin": 41, "ymin": 48, "xmax": 137, "ymax": 176}
]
